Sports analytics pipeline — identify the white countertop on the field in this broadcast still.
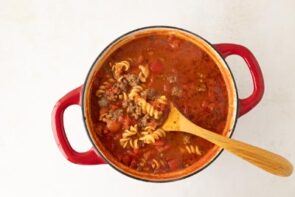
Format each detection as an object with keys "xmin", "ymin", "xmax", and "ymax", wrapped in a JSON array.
[{"xmin": 0, "ymin": 0, "xmax": 294, "ymax": 196}]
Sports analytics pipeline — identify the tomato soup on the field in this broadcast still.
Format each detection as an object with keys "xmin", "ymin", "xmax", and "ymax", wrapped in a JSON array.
[{"xmin": 89, "ymin": 34, "xmax": 228, "ymax": 174}]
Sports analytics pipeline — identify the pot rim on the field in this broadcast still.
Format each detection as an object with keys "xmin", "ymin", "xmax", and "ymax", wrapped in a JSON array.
[{"xmin": 82, "ymin": 25, "xmax": 239, "ymax": 182}]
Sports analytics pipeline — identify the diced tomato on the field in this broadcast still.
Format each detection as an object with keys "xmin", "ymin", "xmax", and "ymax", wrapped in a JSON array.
[
  {"xmin": 99, "ymin": 107, "xmax": 108, "ymax": 115},
  {"xmin": 103, "ymin": 129, "xmax": 109, "ymax": 134},
  {"xmin": 130, "ymin": 159, "xmax": 138, "ymax": 168},
  {"xmin": 150, "ymin": 100, "xmax": 158, "ymax": 108},
  {"xmin": 137, "ymin": 55, "xmax": 144, "ymax": 64},
  {"xmin": 171, "ymin": 68, "xmax": 177, "ymax": 74},
  {"xmin": 133, "ymin": 148, "xmax": 139, "ymax": 155},
  {"xmin": 155, "ymin": 144, "xmax": 170, "ymax": 152},
  {"xmin": 147, "ymin": 120, "xmax": 158, "ymax": 129},
  {"xmin": 110, "ymin": 104, "xmax": 119, "ymax": 110},
  {"xmin": 106, "ymin": 120, "xmax": 121, "ymax": 133},
  {"xmin": 113, "ymin": 133, "xmax": 122, "ymax": 141},
  {"xmin": 142, "ymin": 150, "xmax": 153, "ymax": 160},
  {"xmin": 163, "ymin": 84, "xmax": 171, "ymax": 93},
  {"xmin": 167, "ymin": 159, "xmax": 181, "ymax": 171},
  {"xmin": 118, "ymin": 116, "xmax": 124, "ymax": 122},
  {"xmin": 150, "ymin": 60, "xmax": 163, "ymax": 74},
  {"xmin": 119, "ymin": 116, "xmax": 131, "ymax": 129},
  {"xmin": 154, "ymin": 140, "xmax": 165, "ymax": 146},
  {"xmin": 151, "ymin": 101, "xmax": 166, "ymax": 111},
  {"xmin": 126, "ymin": 149, "xmax": 139, "ymax": 157},
  {"xmin": 121, "ymin": 155, "xmax": 131, "ymax": 166},
  {"xmin": 110, "ymin": 86, "xmax": 119, "ymax": 94}
]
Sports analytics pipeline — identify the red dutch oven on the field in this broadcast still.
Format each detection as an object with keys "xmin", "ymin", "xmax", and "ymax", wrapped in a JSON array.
[{"xmin": 52, "ymin": 26, "xmax": 264, "ymax": 182}]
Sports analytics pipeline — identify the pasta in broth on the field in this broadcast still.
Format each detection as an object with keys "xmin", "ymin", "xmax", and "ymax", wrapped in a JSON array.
[
  {"xmin": 96, "ymin": 60, "xmax": 168, "ymax": 149},
  {"xmin": 90, "ymin": 34, "xmax": 228, "ymax": 173}
]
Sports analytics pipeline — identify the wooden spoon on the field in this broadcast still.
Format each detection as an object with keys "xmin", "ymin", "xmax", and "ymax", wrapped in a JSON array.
[{"xmin": 161, "ymin": 103, "xmax": 293, "ymax": 177}]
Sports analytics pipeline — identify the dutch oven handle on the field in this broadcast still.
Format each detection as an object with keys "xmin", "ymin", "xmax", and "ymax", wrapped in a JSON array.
[
  {"xmin": 52, "ymin": 86, "xmax": 105, "ymax": 165},
  {"xmin": 214, "ymin": 44, "xmax": 265, "ymax": 117}
]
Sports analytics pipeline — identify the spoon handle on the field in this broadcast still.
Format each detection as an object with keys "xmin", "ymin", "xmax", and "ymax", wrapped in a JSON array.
[{"xmin": 186, "ymin": 126, "xmax": 293, "ymax": 177}]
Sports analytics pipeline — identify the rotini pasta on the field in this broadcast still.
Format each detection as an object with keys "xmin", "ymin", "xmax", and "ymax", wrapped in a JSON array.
[
  {"xmin": 185, "ymin": 145, "xmax": 201, "ymax": 155},
  {"xmin": 119, "ymin": 92, "xmax": 128, "ymax": 101},
  {"xmin": 128, "ymin": 85, "xmax": 143, "ymax": 100},
  {"xmin": 140, "ymin": 128, "xmax": 166, "ymax": 144},
  {"xmin": 122, "ymin": 124, "xmax": 138, "ymax": 138},
  {"xmin": 96, "ymin": 78, "xmax": 114, "ymax": 97},
  {"xmin": 156, "ymin": 95, "xmax": 167, "ymax": 105},
  {"xmin": 130, "ymin": 138, "xmax": 139, "ymax": 149},
  {"xmin": 112, "ymin": 60, "xmax": 130, "ymax": 80},
  {"xmin": 151, "ymin": 159, "xmax": 160, "ymax": 169},
  {"xmin": 138, "ymin": 158, "xmax": 146, "ymax": 167},
  {"xmin": 143, "ymin": 125, "xmax": 157, "ymax": 131},
  {"xmin": 138, "ymin": 65, "xmax": 150, "ymax": 82},
  {"xmin": 120, "ymin": 138, "xmax": 139, "ymax": 149},
  {"xmin": 151, "ymin": 159, "xmax": 166, "ymax": 169},
  {"xmin": 135, "ymin": 98, "xmax": 162, "ymax": 119},
  {"xmin": 120, "ymin": 125, "xmax": 139, "ymax": 149}
]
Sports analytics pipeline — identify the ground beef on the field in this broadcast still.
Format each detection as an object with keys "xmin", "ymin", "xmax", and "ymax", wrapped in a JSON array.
[
  {"xmin": 122, "ymin": 100, "xmax": 128, "ymax": 108},
  {"xmin": 134, "ymin": 105, "xmax": 142, "ymax": 119},
  {"xmin": 105, "ymin": 87, "xmax": 120, "ymax": 101},
  {"xmin": 126, "ymin": 101, "xmax": 142, "ymax": 120},
  {"xmin": 167, "ymin": 75, "xmax": 177, "ymax": 83},
  {"xmin": 109, "ymin": 109, "xmax": 123, "ymax": 121},
  {"xmin": 126, "ymin": 102, "xmax": 135, "ymax": 114},
  {"xmin": 125, "ymin": 74, "xmax": 139, "ymax": 87},
  {"xmin": 140, "ymin": 90, "xmax": 148, "ymax": 99},
  {"xmin": 171, "ymin": 86, "xmax": 183, "ymax": 97},
  {"xmin": 138, "ymin": 115, "xmax": 150, "ymax": 128},
  {"xmin": 98, "ymin": 96, "xmax": 109, "ymax": 107},
  {"xmin": 114, "ymin": 80, "xmax": 128, "ymax": 92},
  {"xmin": 106, "ymin": 93, "xmax": 117, "ymax": 101},
  {"xmin": 141, "ymin": 88, "xmax": 157, "ymax": 100},
  {"xmin": 146, "ymin": 89, "xmax": 157, "ymax": 100}
]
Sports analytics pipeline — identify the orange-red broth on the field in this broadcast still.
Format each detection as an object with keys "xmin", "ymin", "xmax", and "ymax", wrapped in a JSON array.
[{"xmin": 90, "ymin": 35, "xmax": 228, "ymax": 173}]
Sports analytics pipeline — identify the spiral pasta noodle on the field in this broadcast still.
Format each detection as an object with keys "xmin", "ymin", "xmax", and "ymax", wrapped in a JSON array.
[
  {"xmin": 119, "ymin": 92, "xmax": 128, "ymax": 101},
  {"xmin": 96, "ymin": 78, "xmax": 115, "ymax": 97},
  {"xmin": 120, "ymin": 125, "xmax": 139, "ymax": 149},
  {"xmin": 112, "ymin": 60, "xmax": 130, "ymax": 80},
  {"xmin": 120, "ymin": 138, "xmax": 139, "ymax": 149},
  {"xmin": 185, "ymin": 145, "xmax": 201, "ymax": 155},
  {"xmin": 122, "ymin": 124, "xmax": 138, "ymax": 138},
  {"xmin": 156, "ymin": 95, "xmax": 167, "ymax": 105},
  {"xmin": 128, "ymin": 85, "xmax": 143, "ymax": 100},
  {"xmin": 135, "ymin": 98, "xmax": 162, "ymax": 119},
  {"xmin": 151, "ymin": 159, "xmax": 160, "ymax": 169},
  {"xmin": 130, "ymin": 139, "xmax": 139, "ymax": 149},
  {"xmin": 140, "ymin": 128, "xmax": 166, "ymax": 144},
  {"xmin": 138, "ymin": 65, "xmax": 150, "ymax": 83}
]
